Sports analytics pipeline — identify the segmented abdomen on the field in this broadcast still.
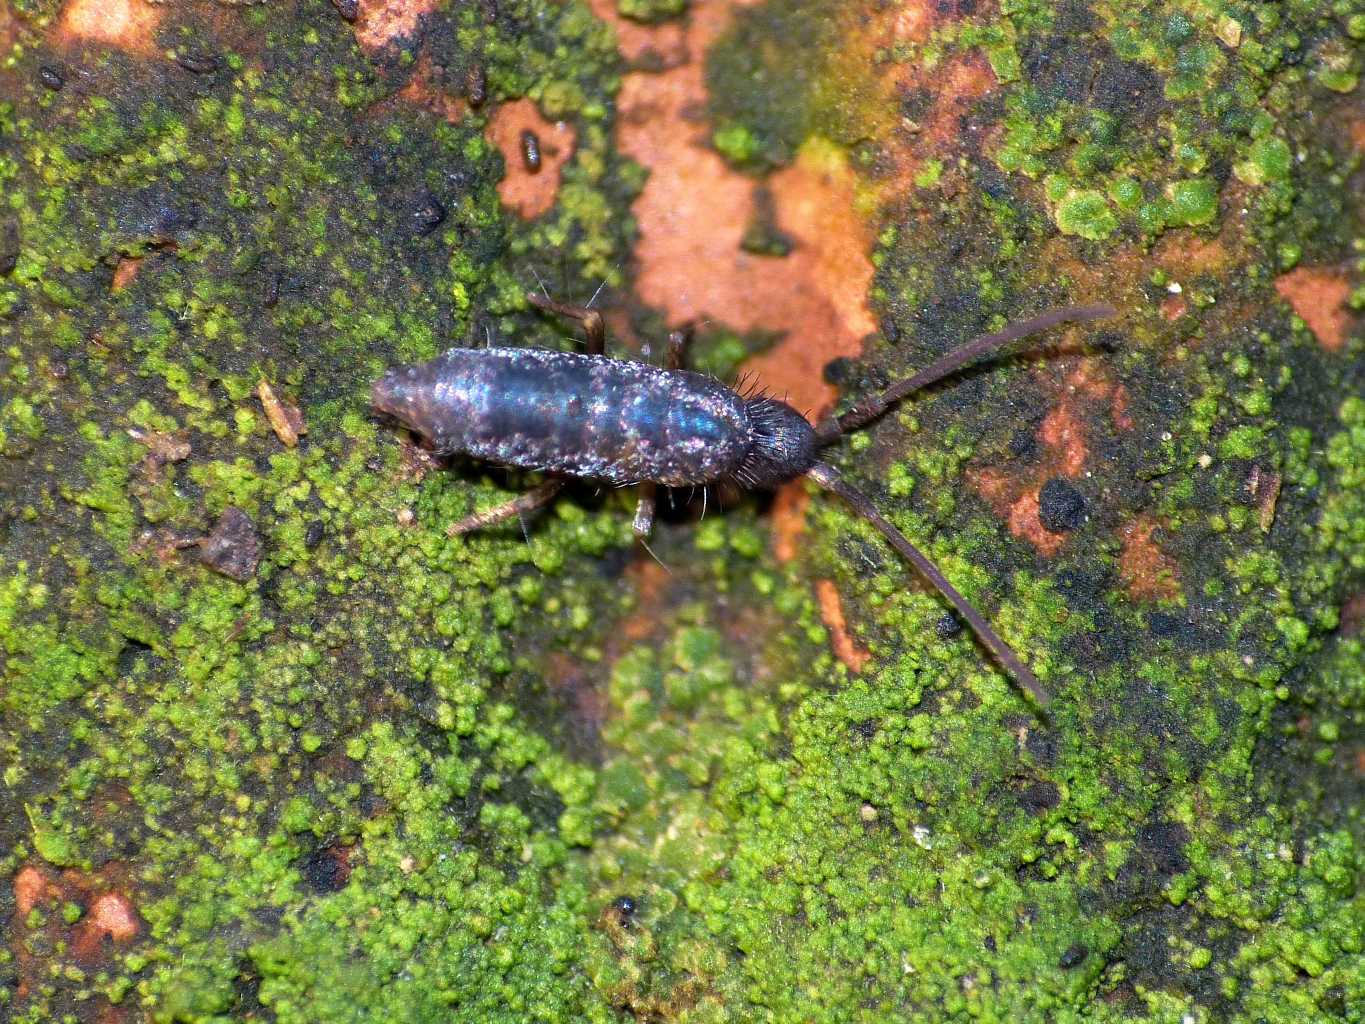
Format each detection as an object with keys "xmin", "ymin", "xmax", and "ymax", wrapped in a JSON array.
[{"xmin": 372, "ymin": 348, "xmax": 752, "ymax": 486}]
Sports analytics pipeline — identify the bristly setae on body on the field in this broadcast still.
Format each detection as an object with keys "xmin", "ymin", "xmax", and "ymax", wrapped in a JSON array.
[{"xmin": 373, "ymin": 292, "xmax": 1116, "ymax": 709}]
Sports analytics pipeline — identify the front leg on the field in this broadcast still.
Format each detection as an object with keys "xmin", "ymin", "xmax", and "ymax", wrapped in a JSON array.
[{"xmin": 526, "ymin": 292, "xmax": 607, "ymax": 356}]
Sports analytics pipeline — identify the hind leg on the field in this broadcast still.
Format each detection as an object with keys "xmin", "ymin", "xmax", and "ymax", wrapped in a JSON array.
[
  {"xmin": 633, "ymin": 484, "xmax": 656, "ymax": 539},
  {"xmin": 448, "ymin": 479, "xmax": 564, "ymax": 536}
]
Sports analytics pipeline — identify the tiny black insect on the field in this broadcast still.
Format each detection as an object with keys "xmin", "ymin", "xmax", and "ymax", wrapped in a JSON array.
[
  {"xmin": 373, "ymin": 293, "xmax": 1116, "ymax": 707},
  {"xmin": 520, "ymin": 129, "xmax": 542, "ymax": 173}
]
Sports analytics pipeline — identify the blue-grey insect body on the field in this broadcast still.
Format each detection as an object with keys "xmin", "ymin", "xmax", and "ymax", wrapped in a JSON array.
[
  {"xmin": 372, "ymin": 347, "xmax": 816, "ymax": 489},
  {"xmin": 374, "ymin": 294, "xmax": 1116, "ymax": 710}
]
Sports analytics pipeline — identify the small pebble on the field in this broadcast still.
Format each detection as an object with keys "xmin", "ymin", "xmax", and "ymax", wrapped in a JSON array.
[{"xmin": 200, "ymin": 507, "xmax": 262, "ymax": 581}]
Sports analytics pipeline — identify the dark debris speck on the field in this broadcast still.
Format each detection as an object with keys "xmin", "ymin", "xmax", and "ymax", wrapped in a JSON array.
[
  {"xmin": 175, "ymin": 50, "xmax": 220, "ymax": 75},
  {"xmin": 39, "ymin": 65, "xmax": 64, "ymax": 90},
  {"xmin": 298, "ymin": 846, "xmax": 350, "ymax": 893},
  {"xmin": 0, "ymin": 218, "xmax": 19, "ymax": 276},
  {"xmin": 1017, "ymin": 779, "xmax": 1061, "ymax": 813},
  {"xmin": 934, "ymin": 612, "xmax": 963, "ymax": 639},
  {"xmin": 200, "ymin": 507, "xmax": 262, "ymax": 581},
  {"xmin": 408, "ymin": 190, "xmax": 446, "ymax": 236},
  {"xmin": 1059, "ymin": 943, "xmax": 1088, "ymax": 969},
  {"xmin": 1038, "ymin": 477, "xmax": 1086, "ymax": 532}
]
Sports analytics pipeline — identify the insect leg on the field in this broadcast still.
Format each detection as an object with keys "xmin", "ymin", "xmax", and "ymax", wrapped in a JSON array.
[
  {"xmin": 814, "ymin": 304, "xmax": 1116, "ymax": 443},
  {"xmin": 805, "ymin": 462, "xmax": 1051, "ymax": 709},
  {"xmin": 632, "ymin": 483, "xmax": 657, "ymax": 538},
  {"xmin": 664, "ymin": 327, "xmax": 692, "ymax": 371},
  {"xmin": 447, "ymin": 480, "xmax": 564, "ymax": 536},
  {"xmin": 526, "ymin": 292, "xmax": 606, "ymax": 356}
]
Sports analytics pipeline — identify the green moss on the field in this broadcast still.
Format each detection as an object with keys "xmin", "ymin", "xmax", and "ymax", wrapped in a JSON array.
[
  {"xmin": 711, "ymin": 121, "xmax": 761, "ymax": 165},
  {"xmin": 1054, "ymin": 188, "xmax": 1119, "ymax": 239},
  {"xmin": 1235, "ymin": 136, "xmax": 1293, "ymax": 186},
  {"xmin": 1164, "ymin": 177, "xmax": 1219, "ymax": 227},
  {"xmin": 617, "ymin": 0, "xmax": 686, "ymax": 24}
]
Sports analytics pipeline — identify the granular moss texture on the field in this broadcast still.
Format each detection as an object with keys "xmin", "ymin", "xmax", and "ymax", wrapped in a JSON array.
[{"xmin": 1, "ymin": 0, "xmax": 1362, "ymax": 1021}]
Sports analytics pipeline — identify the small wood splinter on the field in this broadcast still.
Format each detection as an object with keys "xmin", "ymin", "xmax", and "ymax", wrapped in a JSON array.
[{"xmin": 375, "ymin": 297, "xmax": 1117, "ymax": 709}]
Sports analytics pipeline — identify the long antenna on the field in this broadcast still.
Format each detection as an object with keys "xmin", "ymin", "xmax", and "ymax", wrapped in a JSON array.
[
  {"xmin": 805, "ymin": 462, "xmax": 1051, "ymax": 708},
  {"xmin": 815, "ymin": 304, "xmax": 1116, "ymax": 443}
]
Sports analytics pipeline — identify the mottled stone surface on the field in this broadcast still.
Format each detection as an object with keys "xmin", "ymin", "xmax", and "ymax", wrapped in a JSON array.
[{"xmin": 1, "ymin": 0, "xmax": 1361, "ymax": 1021}]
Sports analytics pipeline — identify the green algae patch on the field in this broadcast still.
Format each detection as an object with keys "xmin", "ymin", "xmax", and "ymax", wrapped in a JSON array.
[
  {"xmin": 618, "ymin": 0, "xmax": 686, "ymax": 25},
  {"xmin": 1164, "ymin": 177, "xmax": 1219, "ymax": 228},
  {"xmin": 1054, "ymin": 188, "xmax": 1118, "ymax": 240}
]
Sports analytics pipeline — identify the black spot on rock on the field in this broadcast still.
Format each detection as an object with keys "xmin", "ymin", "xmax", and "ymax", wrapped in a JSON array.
[
  {"xmin": 1090, "ymin": 56, "xmax": 1165, "ymax": 120},
  {"xmin": 1137, "ymin": 820, "xmax": 1189, "ymax": 876},
  {"xmin": 823, "ymin": 356, "xmax": 856, "ymax": 387},
  {"xmin": 0, "ymin": 218, "xmax": 18, "ymax": 276},
  {"xmin": 851, "ymin": 719, "xmax": 879, "ymax": 740},
  {"xmin": 176, "ymin": 50, "xmax": 220, "ymax": 75},
  {"xmin": 408, "ymin": 190, "xmax": 446, "ymax": 237},
  {"xmin": 1038, "ymin": 478, "xmax": 1086, "ymax": 532},
  {"xmin": 1018, "ymin": 779, "xmax": 1061, "ymax": 813},
  {"xmin": 1148, "ymin": 610, "xmax": 1187, "ymax": 638},
  {"xmin": 1008, "ymin": 426, "xmax": 1038, "ymax": 461},
  {"xmin": 298, "ymin": 846, "xmax": 349, "ymax": 893},
  {"xmin": 1059, "ymin": 943, "xmax": 1088, "ymax": 968},
  {"xmin": 935, "ymin": 612, "xmax": 963, "ymax": 639}
]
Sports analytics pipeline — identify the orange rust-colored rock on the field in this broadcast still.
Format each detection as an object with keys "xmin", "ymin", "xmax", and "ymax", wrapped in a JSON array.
[
  {"xmin": 55, "ymin": 0, "xmax": 162, "ymax": 54},
  {"xmin": 967, "ymin": 474, "xmax": 1064, "ymax": 557},
  {"xmin": 587, "ymin": 0, "xmax": 692, "ymax": 67},
  {"xmin": 968, "ymin": 354, "xmax": 1127, "ymax": 556},
  {"xmin": 769, "ymin": 480, "xmax": 810, "ymax": 564},
  {"xmin": 111, "ymin": 256, "xmax": 142, "ymax": 292},
  {"xmin": 383, "ymin": 52, "xmax": 468, "ymax": 124},
  {"xmin": 72, "ymin": 891, "xmax": 140, "ymax": 956},
  {"xmin": 486, "ymin": 99, "xmax": 576, "ymax": 220},
  {"xmin": 1, "ymin": 2, "xmax": 16, "ymax": 55},
  {"xmin": 607, "ymin": 0, "xmax": 875, "ymax": 419},
  {"xmin": 1154, "ymin": 230, "xmax": 1233, "ymax": 278},
  {"xmin": 816, "ymin": 579, "xmax": 870, "ymax": 672},
  {"xmin": 1118, "ymin": 517, "xmax": 1181, "ymax": 602},
  {"xmin": 1160, "ymin": 293, "xmax": 1188, "ymax": 321},
  {"xmin": 1038, "ymin": 402, "xmax": 1088, "ymax": 477},
  {"xmin": 1352, "ymin": 120, "xmax": 1365, "ymax": 154},
  {"xmin": 355, "ymin": 0, "xmax": 438, "ymax": 54},
  {"xmin": 14, "ymin": 865, "xmax": 55, "ymax": 916},
  {"xmin": 1341, "ymin": 591, "xmax": 1365, "ymax": 637},
  {"xmin": 1275, "ymin": 265, "xmax": 1354, "ymax": 351},
  {"xmin": 620, "ymin": 557, "xmax": 671, "ymax": 643}
]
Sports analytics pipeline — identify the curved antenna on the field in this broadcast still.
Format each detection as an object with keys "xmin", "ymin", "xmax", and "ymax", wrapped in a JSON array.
[
  {"xmin": 815, "ymin": 304, "xmax": 1116, "ymax": 443},
  {"xmin": 806, "ymin": 462, "xmax": 1050, "ymax": 709}
]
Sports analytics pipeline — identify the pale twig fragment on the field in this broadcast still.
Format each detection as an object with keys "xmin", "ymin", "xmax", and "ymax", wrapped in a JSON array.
[{"xmin": 258, "ymin": 379, "xmax": 306, "ymax": 447}]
